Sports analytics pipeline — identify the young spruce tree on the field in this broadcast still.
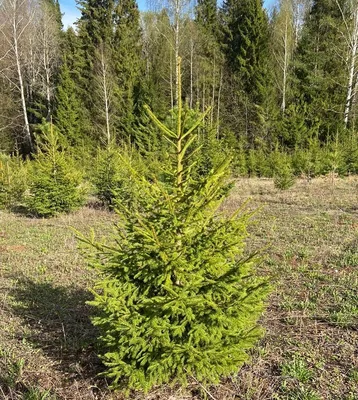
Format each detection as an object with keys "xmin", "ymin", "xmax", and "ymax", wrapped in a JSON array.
[
  {"xmin": 79, "ymin": 59, "xmax": 270, "ymax": 392},
  {"xmin": 26, "ymin": 121, "xmax": 86, "ymax": 217}
]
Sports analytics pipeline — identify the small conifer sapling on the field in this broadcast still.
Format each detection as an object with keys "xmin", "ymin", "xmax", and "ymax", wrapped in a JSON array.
[
  {"xmin": 26, "ymin": 120, "xmax": 86, "ymax": 217},
  {"xmin": 79, "ymin": 59, "xmax": 270, "ymax": 392}
]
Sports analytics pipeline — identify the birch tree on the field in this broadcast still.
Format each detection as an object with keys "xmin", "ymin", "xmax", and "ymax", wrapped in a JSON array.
[
  {"xmin": 93, "ymin": 43, "xmax": 115, "ymax": 145},
  {"xmin": 37, "ymin": 0, "xmax": 61, "ymax": 119},
  {"xmin": 149, "ymin": 0, "xmax": 193, "ymax": 104},
  {"xmin": 335, "ymin": 0, "xmax": 358, "ymax": 127},
  {"xmin": 142, "ymin": 10, "xmax": 174, "ymax": 114},
  {"xmin": 272, "ymin": 0, "xmax": 295, "ymax": 112},
  {"xmin": 0, "ymin": 0, "xmax": 38, "ymax": 153}
]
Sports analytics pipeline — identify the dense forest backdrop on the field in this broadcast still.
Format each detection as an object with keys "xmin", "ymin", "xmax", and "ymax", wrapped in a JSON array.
[{"xmin": 1, "ymin": 0, "xmax": 358, "ymax": 177}]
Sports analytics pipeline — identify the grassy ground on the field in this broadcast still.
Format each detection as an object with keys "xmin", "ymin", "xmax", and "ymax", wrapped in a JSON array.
[{"xmin": 0, "ymin": 177, "xmax": 357, "ymax": 399}]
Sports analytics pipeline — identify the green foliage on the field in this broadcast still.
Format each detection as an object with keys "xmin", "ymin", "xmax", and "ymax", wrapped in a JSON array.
[
  {"xmin": 274, "ymin": 164, "xmax": 295, "ymax": 190},
  {"xmin": 220, "ymin": 0, "xmax": 272, "ymax": 142},
  {"xmin": 196, "ymin": 0, "xmax": 219, "ymax": 37},
  {"xmin": 92, "ymin": 145, "xmax": 145, "ymax": 209},
  {"xmin": 0, "ymin": 154, "xmax": 28, "ymax": 209},
  {"xmin": 271, "ymin": 148, "xmax": 295, "ymax": 190},
  {"xmin": 79, "ymin": 62, "xmax": 270, "ymax": 392},
  {"xmin": 281, "ymin": 356, "xmax": 313, "ymax": 383},
  {"xmin": 195, "ymin": 125, "xmax": 229, "ymax": 178},
  {"xmin": 26, "ymin": 122, "xmax": 86, "ymax": 217},
  {"xmin": 279, "ymin": 104, "xmax": 309, "ymax": 148},
  {"xmin": 231, "ymin": 142, "xmax": 248, "ymax": 177},
  {"xmin": 291, "ymin": 137, "xmax": 331, "ymax": 177},
  {"xmin": 55, "ymin": 61, "xmax": 85, "ymax": 146},
  {"xmin": 246, "ymin": 147, "xmax": 271, "ymax": 177},
  {"xmin": 221, "ymin": 0, "xmax": 271, "ymax": 105},
  {"xmin": 77, "ymin": 0, "xmax": 145, "ymax": 141},
  {"xmin": 340, "ymin": 131, "xmax": 358, "ymax": 175},
  {"xmin": 293, "ymin": 0, "xmax": 347, "ymax": 139},
  {"xmin": 163, "ymin": 105, "xmax": 229, "ymax": 179}
]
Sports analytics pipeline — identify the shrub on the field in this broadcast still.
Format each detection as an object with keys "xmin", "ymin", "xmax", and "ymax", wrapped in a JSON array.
[
  {"xmin": 274, "ymin": 165, "xmax": 295, "ymax": 190},
  {"xmin": 26, "ymin": 122, "xmax": 86, "ymax": 217},
  {"xmin": 79, "ymin": 61, "xmax": 270, "ymax": 393},
  {"xmin": 342, "ymin": 131, "xmax": 358, "ymax": 174},
  {"xmin": 271, "ymin": 149, "xmax": 295, "ymax": 190},
  {"xmin": 0, "ymin": 154, "xmax": 28, "ymax": 209},
  {"xmin": 92, "ymin": 145, "xmax": 146, "ymax": 209}
]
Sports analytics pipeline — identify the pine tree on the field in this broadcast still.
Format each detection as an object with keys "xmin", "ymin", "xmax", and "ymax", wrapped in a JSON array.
[
  {"xmin": 43, "ymin": 0, "xmax": 63, "ymax": 29},
  {"xmin": 279, "ymin": 103, "xmax": 309, "ymax": 148},
  {"xmin": 79, "ymin": 59, "xmax": 269, "ymax": 392},
  {"xmin": 61, "ymin": 27, "xmax": 89, "ymax": 105},
  {"xmin": 77, "ymin": 0, "xmax": 117, "ymax": 141}
]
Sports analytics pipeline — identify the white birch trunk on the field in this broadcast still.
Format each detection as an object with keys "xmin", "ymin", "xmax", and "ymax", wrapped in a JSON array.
[
  {"xmin": 211, "ymin": 56, "xmax": 216, "ymax": 127},
  {"xmin": 190, "ymin": 37, "xmax": 194, "ymax": 108},
  {"xmin": 344, "ymin": 4, "xmax": 358, "ymax": 127},
  {"xmin": 11, "ymin": 0, "xmax": 33, "ymax": 151},
  {"xmin": 216, "ymin": 67, "xmax": 223, "ymax": 139},
  {"xmin": 174, "ymin": 0, "xmax": 180, "ymax": 105},
  {"xmin": 281, "ymin": 14, "xmax": 289, "ymax": 112},
  {"xmin": 100, "ymin": 47, "xmax": 111, "ymax": 145}
]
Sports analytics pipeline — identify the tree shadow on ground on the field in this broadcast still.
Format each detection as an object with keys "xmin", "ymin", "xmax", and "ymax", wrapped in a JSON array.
[{"xmin": 9, "ymin": 277, "xmax": 103, "ymax": 381}]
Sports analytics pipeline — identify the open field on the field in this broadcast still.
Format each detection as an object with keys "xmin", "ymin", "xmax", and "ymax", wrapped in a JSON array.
[{"xmin": 0, "ymin": 177, "xmax": 357, "ymax": 400}]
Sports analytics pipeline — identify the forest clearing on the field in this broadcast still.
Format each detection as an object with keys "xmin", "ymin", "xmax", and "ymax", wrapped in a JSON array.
[
  {"xmin": 0, "ymin": 177, "xmax": 357, "ymax": 400},
  {"xmin": 1, "ymin": 0, "xmax": 358, "ymax": 397}
]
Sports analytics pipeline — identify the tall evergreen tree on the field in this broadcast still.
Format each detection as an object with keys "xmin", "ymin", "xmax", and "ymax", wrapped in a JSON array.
[
  {"xmin": 76, "ymin": 0, "xmax": 144, "ymax": 143},
  {"xmin": 112, "ymin": 0, "xmax": 145, "ymax": 137},
  {"xmin": 196, "ymin": 0, "xmax": 219, "ymax": 37},
  {"xmin": 220, "ymin": 0, "xmax": 272, "ymax": 145},
  {"xmin": 55, "ymin": 61, "xmax": 85, "ymax": 146},
  {"xmin": 221, "ymin": 0, "xmax": 270, "ymax": 105},
  {"xmin": 293, "ymin": 0, "xmax": 348, "ymax": 139},
  {"xmin": 56, "ymin": 27, "xmax": 92, "ymax": 143},
  {"xmin": 195, "ymin": 0, "xmax": 224, "ymax": 129},
  {"xmin": 43, "ymin": 0, "xmax": 63, "ymax": 30},
  {"xmin": 142, "ymin": 10, "xmax": 174, "ymax": 117}
]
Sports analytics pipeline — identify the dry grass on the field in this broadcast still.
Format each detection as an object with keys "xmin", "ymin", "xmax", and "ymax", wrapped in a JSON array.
[{"xmin": 0, "ymin": 177, "xmax": 357, "ymax": 399}]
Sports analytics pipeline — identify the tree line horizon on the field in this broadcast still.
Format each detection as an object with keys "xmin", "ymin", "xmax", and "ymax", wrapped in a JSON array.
[{"xmin": 0, "ymin": 0, "xmax": 357, "ymax": 177}]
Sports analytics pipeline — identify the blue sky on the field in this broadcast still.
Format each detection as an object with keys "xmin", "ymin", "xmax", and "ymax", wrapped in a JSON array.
[
  {"xmin": 60, "ymin": 0, "xmax": 148, "ymax": 27},
  {"xmin": 59, "ymin": 0, "xmax": 275, "ymax": 29}
]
